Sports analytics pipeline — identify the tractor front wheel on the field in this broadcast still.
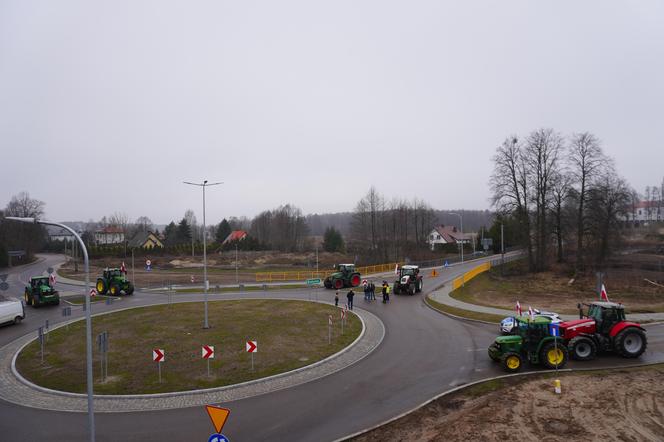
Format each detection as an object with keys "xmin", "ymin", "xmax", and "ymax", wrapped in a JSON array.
[
  {"xmin": 334, "ymin": 279, "xmax": 343, "ymax": 290},
  {"xmin": 96, "ymin": 279, "xmax": 107, "ymax": 295},
  {"xmin": 125, "ymin": 284, "xmax": 134, "ymax": 295},
  {"xmin": 109, "ymin": 283, "xmax": 120, "ymax": 296},
  {"xmin": 615, "ymin": 327, "xmax": 647, "ymax": 358},
  {"xmin": 393, "ymin": 284, "xmax": 400, "ymax": 295},
  {"xmin": 569, "ymin": 336, "xmax": 597, "ymax": 361},
  {"xmin": 350, "ymin": 274, "xmax": 361, "ymax": 287},
  {"xmin": 501, "ymin": 352, "xmax": 522, "ymax": 372},
  {"xmin": 416, "ymin": 279, "xmax": 423, "ymax": 293},
  {"xmin": 540, "ymin": 342, "xmax": 569, "ymax": 369},
  {"xmin": 24, "ymin": 291, "xmax": 31, "ymax": 306}
]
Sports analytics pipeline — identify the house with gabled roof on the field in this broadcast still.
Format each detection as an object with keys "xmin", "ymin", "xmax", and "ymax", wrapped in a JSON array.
[
  {"xmin": 428, "ymin": 225, "xmax": 473, "ymax": 250},
  {"xmin": 128, "ymin": 231, "xmax": 164, "ymax": 249},
  {"xmin": 222, "ymin": 230, "xmax": 248, "ymax": 245},
  {"xmin": 94, "ymin": 226, "xmax": 125, "ymax": 245}
]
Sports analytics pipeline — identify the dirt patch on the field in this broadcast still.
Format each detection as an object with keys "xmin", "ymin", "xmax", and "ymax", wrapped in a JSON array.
[
  {"xmin": 354, "ymin": 366, "xmax": 664, "ymax": 441},
  {"xmin": 452, "ymin": 264, "xmax": 664, "ymax": 315}
]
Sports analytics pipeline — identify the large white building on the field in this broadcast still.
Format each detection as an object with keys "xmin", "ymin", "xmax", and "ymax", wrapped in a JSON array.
[
  {"xmin": 94, "ymin": 226, "xmax": 125, "ymax": 245},
  {"xmin": 624, "ymin": 201, "xmax": 663, "ymax": 225}
]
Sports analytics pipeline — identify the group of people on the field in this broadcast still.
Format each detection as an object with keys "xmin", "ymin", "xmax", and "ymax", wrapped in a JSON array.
[{"xmin": 334, "ymin": 281, "xmax": 392, "ymax": 310}]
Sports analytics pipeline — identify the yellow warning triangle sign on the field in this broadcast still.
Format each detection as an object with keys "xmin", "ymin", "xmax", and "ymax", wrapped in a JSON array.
[{"xmin": 206, "ymin": 405, "xmax": 230, "ymax": 434}]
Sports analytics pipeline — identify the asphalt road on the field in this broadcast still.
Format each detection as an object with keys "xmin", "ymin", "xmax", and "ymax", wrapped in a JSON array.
[{"xmin": 1, "ymin": 254, "xmax": 663, "ymax": 441}]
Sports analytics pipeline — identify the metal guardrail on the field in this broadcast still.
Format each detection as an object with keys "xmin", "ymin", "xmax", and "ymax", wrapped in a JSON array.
[{"xmin": 255, "ymin": 262, "xmax": 401, "ymax": 283}]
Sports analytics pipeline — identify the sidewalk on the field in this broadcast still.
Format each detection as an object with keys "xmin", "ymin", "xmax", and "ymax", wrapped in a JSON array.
[{"xmin": 429, "ymin": 283, "xmax": 664, "ymax": 323}]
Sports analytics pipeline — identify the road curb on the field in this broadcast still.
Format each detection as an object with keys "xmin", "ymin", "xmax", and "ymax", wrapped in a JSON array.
[
  {"xmin": 336, "ymin": 360, "xmax": 664, "ymax": 441},
  {"xmin": 423, "ymin": 294, "xmax": 499, "ymax": 325},
  {"xmin": 5, "ymin": 298, "xmax": 385, "ymax": 412}
]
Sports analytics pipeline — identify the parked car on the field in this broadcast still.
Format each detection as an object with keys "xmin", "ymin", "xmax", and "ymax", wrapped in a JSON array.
[
  {"xmin": 500, "ymin": 309, "xmax": 561, "ymax": 334},
  {"xmin": 0, "ymin": 295, "xmax": 26, "ymax": 326}
]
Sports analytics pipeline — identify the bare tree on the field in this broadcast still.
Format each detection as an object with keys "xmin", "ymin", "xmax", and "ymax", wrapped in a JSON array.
[
  {"xmin": 184, "ymin": 209, "xmax": 197, "ymax": 256},
  {"xmin": 3, "ymin": 192, "xmax": 47, "ymax": 258},
  {"xmin": 108, "ymin": 212, "xmax": 130, "ymax": 233},
  {"xmin": 5, "ymin": 191, "xmax": 45, "ymax": 218},
  {"xmin": 490, "ymin": 136, "xmax": 534, "ymax": 270},
  {"xmin": 550, "ymin": 171, "xmax": 572, "ymax": 262},
  {"xmin": 568, "ymin": 132, "xmax": 605, "ymax": 271}
]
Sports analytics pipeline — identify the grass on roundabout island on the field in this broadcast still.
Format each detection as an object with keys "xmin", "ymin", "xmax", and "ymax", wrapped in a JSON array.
[{"xmin": 16, "ymin": 299, "xmax": 361, "ymax": 394}]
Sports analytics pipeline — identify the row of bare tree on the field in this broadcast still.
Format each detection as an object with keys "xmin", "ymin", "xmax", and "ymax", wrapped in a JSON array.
[
  {"xmin": 491, "ymin": 129, "xmax": 631, "ymax": 273},
  {"xmin": 350, "ymin": 187, "xmax": 438, "ymax": 263}
]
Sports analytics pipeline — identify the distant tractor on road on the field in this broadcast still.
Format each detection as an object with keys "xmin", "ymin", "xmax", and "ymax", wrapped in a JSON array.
[
  {"xmin": 324, "ymin": 264, "xmax": 361, "ymax": 290},
  {"xmin": 560, "ymin": 301, "xmax": 647, "ymax": 360},
  {"xmin": 393, "ymin": 265, "xmax": 423, "ymax": 295},
  {"xmin": 24, "ymin": 276, "xmax": 60, "ymax": 307},
  {"xmin": 96, "ymin": 268, "xmax": 134, "ymax": 296}
]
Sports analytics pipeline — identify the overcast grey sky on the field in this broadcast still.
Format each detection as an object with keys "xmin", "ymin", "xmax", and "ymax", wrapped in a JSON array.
[{"xmin": 1, "ymin": 1, "xmax": 663, "ymax": 224}]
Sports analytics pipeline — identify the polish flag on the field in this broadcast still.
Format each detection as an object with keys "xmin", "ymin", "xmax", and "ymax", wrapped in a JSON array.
[
  {"xmin": 600, "ymin": 284, "xmax": 609, "ymax": 302},
  {"xmin": 515, "ymin": 300, "xmax": 522, "ymax": 316},
  {"xmin": 120, "ymin": 262, "xmax": 127, "ymax": 274},
  {"xmin": 49, "ymin": 274, "xmax": 56, "ymax": 286},
  {"xmin": 528, "ymin": 306, "xmax": 534, "ymax": 321},
  {"xmin": 394, "ymin": 264, "xmax": 399, "ymax": 275}
]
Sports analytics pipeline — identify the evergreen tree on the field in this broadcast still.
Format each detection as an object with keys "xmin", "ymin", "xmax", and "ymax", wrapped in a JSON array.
[
  {"xmin": 323, "ymin": 227, "xmax": 345, "ymax": 252},
  {"xmin": 216, "ymin": 219, "xmax": 232, "ymax": 243},
  {"xmin": 177, "ymin": 218, "xmax": 191, "ymax": 243},
  {"xmin": 163, "ymin": 221, "xmax": 178, "ymax": 245}
]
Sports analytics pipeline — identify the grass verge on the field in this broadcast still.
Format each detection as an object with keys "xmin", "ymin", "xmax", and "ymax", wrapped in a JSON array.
[
  {"xmin": 426, "ymin": 295, "xmax": 504, "ymax": 323},
  {"xmin": 62, "ymin": 295, "xmax": 113, "ymax": 305},
  {"xmin": 16, "ymin": 299, "xmax": 361, "ymax": 394},
  {"xmin": 172, "ymin": 284, "xmax": 309, "ymax": 293}
]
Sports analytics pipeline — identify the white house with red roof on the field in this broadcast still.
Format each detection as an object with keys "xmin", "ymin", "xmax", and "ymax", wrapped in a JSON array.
[
  {"xmin": 428, "ymin": 225, "xmax": 474, "ymax": 250},
  {"xmin": 624, "ymin": 201, "xmax": 663, "ymax": 225},
  {"xmin": 94, "ymin": 226, "xmax": 125, "ymax": 245}
]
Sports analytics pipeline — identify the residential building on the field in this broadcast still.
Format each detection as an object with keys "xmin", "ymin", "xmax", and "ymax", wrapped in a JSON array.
[
  {"xmin": 624, "ymin": 201, "xmax": 664, "ymax": 225},
  {"xmin": 128, "ymin": 231, "xmax": 164, "ymax": 249},
  {"xmin": 428, "ymin": 225, "xmax": 474, "ymax": 250},
  {"xmin": 94, "ymin": 226, "xmax": 125, "ymax": 245},
  {"xmin": 222, "ymin": 230, "xmax": 248, "ymax": 245}
]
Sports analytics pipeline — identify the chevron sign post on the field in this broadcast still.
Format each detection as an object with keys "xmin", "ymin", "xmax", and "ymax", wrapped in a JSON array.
[
  {"xmin": 202, "ymin": 345, "xmax": 214, "ymax": 377},
  {"xmin": 246, "ymin": 341, "xmax": 257, "ymax": 371},
  {"xmin": 153, "ymin": 348, "xmax": 165, "ymax": 383}
]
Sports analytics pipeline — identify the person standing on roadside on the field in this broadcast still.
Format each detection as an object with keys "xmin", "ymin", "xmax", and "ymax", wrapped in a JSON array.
[
  {"xmin": 363, "ymin": 281, "xmax": 369, "ymax": 301},
  {"xmin": 369, "ymin": 281, "xmax": 375, "ymax": 301},
  {"xmin": 335, "ymin": 290, "xmax": 339, "ymax": 307},
  {"xmin": 382, "ymin": 282, "xmax": 388, "ymax": 303},
  {"xmin": 347, "ymin": 289, "xmax": 355, "ymax": 310}
]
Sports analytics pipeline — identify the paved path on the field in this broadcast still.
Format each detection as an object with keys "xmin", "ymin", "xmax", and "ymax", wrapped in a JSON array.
[
  {"xmin": 430, "ymin": 277, "xmax": 664, "ymax": 322},
  {"xmin": 0, "ymin": 301, "xmax": 383, "ymax": 412}
]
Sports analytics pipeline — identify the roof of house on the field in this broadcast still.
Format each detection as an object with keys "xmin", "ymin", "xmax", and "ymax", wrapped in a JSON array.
[
  {"xmin": 634, "ymin": 201, "xmax": 664, "ymax": 209},
  {"xmin": 432, "ymin": 225, "xmax": 473, "ymax": 242},
  {"xmin": 96, "ymin": 226, "xmax": 124, "ymax": 234},
  {"xmin": 128, "ymin": 231, "xmax": 160, "ymax": 248},
  {"xmin": 222, "ymin": 230, "xmax": 248, "ymax": 244}
]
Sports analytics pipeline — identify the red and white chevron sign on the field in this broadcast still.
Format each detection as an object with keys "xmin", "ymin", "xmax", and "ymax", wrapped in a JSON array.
[
  {"xmin": 89, "ymin": 288, "xmax": 97, "ymax": 297},
  {"xmin": 202, "ymin": 345, "xmax": 214, "ymax": 359},
  {"xmin": 152, "ymin": 348, "xmax": 165, "ymax": 362},
  {"xmin": 340, "ymin": 309, "xmax": 346, "ymax": 320},
  {"xmin": 246, "ymin": 341, "xmax": 257, "ymax": 353}
]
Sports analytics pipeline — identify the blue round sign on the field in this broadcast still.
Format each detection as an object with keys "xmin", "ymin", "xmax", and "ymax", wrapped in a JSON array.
[{"xmin": 208, "ymin": 434, "xmax": 229, "ymax": 442}]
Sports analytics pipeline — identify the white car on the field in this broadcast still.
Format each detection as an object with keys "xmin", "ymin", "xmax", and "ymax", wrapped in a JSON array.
[
  {"xmin": 500, "ymin": 309, "xmax": 561, "ymax": 334},
  {"xmin": 0, "ymin": 296, "xmax": 25, "ymax": 326}
]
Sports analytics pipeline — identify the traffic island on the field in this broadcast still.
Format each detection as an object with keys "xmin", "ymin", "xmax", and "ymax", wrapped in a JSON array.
[{"xmin": 15, "ymin": 299, "xmax": 362, "ymax": 395}]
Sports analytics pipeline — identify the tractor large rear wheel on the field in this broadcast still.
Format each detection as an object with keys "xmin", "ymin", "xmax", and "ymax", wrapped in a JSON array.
[
  {"xmin": 109, "ymin": 282, "xmax": 120, "ymax": 296},
  {"xmin": 615, "ymin": 327, "xmax": 647, "ymax": 358},
  {"xmin": 350, "ymin": 274, "xmax": 361, "ymax": 287},
  {"xmin": 540, "ymin": 341, "xmax": 568, "ymax": 369},
  {"xmin": 501, "ymin": 352, "xmax": 522, "ymax": 373},
  {"xmin": 96, "ymin": 279, "xmax": 107, "ymax": 295},
  {"xmin": 393, "ymin": 284, "xmax": 400, "ymax": 295},
  {"xmin": 569, "ymin": 336, "xmax": 597, "ymax": 361},
  {"xmin": 125, "ymin": 283, "xmax": 134, "ymax": 295},
  {"xmin": 416, "ymin": 279, "xmax": 423, "ymax": 293}
]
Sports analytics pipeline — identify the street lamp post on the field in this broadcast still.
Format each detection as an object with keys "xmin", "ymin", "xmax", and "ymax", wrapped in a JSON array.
[
  {"xmin": 184, "ymin": 180, "xmax": 222, "ymax": 329},
  {"xmin": 448, "ymin": 212, "xmax": 464, "ymax": 264},
  {"xmin": 6, "ymin": 217, "xmax": 95, "ymax": 442}
]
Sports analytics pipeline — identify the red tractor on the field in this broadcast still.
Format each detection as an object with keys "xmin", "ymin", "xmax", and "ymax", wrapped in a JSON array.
[{"xmin": 559, "ymin": 301, "xmax": 647, "ymax": 361}]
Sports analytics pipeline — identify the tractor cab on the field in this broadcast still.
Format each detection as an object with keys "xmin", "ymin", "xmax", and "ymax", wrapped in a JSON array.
[
  {"xmin": 582, "ymin": 302, "xmax": 626, "ymax": 335},
  {"xmin": 398, "ymin": 265, "xmax": 419, "ymax": 278},
  {"xmin": 336, "ymin": 264, "xmax": 355, "ymax": 274},
  {"xmin": 31, "ymin": 277, "xmax": 50, "ymax": 289}
]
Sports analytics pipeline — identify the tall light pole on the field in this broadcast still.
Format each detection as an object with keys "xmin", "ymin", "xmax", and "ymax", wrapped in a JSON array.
[
  {"xmin": 7, "ymin": 217, "xmax": 95, "ymax": 442},
  {"xmin": 184, "ymin": 180, "xmax": 222, "ymax": 329},
  {"xmin": 448, "ymin": 212, "xmax": 464, "ymax": 263}
]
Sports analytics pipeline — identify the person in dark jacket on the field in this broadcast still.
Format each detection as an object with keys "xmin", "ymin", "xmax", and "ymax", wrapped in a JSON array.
[{"xmin": 347, "ymin": 289, "xmax": 355, "ymax": 310}]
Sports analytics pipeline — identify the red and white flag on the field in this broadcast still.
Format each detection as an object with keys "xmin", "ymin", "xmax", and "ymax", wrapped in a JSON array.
[
  {"xmin": 528, "ymin": 306, "xmax": 534, "ymax": 321},
  {"xmin": 120, "ymin": 262, "xmax": 127, "ymax": 274},
  {"xmin": 515, "ymin": 300, "xmax": 522, "ymax": 316},
  {"xmin": 394, "ymin": 264, "xmax": 399, "ymax": 275},
  {"xmin": 49, "ymin": 274, "xmax": 56, "ymax": 286},
  {"xmin": 600, "ymin": 284, "xmax": 609, "ymax": 302}
]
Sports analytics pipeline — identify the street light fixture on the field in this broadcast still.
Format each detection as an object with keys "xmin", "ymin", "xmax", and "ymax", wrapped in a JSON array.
[
  {"xmin": 448, "ymin": 212, "xmax": 464, "ymax": 264},
  {"xmin": 183, "ymin": 180, "xmax": 222, "ymax": 329},
  {"xmin": 6, "ymin": 217, "xmax": 95, "ymax": 442}
]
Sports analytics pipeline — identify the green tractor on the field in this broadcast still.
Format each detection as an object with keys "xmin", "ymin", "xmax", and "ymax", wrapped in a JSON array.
[
  {"xmin": 488, "ymin": 316, "xmax": 568, "ymax": 373},
  {"xmin": 96, "ymin": 268, "xmax": 134, "ymax": 296},
  {"xmin": 24, "ymin": 276, "xmax": 60, "ymax": 308},
  {"xmin": 324, "ymin": 264, "xmax": 361, "ymax": 290}
]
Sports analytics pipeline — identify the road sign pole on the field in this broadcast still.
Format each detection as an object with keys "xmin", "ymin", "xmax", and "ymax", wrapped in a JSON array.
[
  {"xmin": 158, "ymin": 361, "xmax": 162, "ymax": 383},
  {"xmin": 207, "ymin": 358, "xmax": 210, "ymax": 378},
  {"xmin": 251, "ymin": 353, "xmax": 254, "ymax": 372}
]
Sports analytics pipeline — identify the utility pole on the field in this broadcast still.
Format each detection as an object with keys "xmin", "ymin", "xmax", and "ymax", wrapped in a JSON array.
[
  {"xmin": 448, "ymin": 212, "xmax": 464, "ymax": 263},
  {"xmin": 501, "ymin": 222, "xmax": 505, "ymax": 275},
  {"xmin": 184, "ymin": 180, "xmax": 223, "ymax": 329},
  {"xmin": 235, "ymin": 242, "xmax": 239, "ymax": 285}
]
